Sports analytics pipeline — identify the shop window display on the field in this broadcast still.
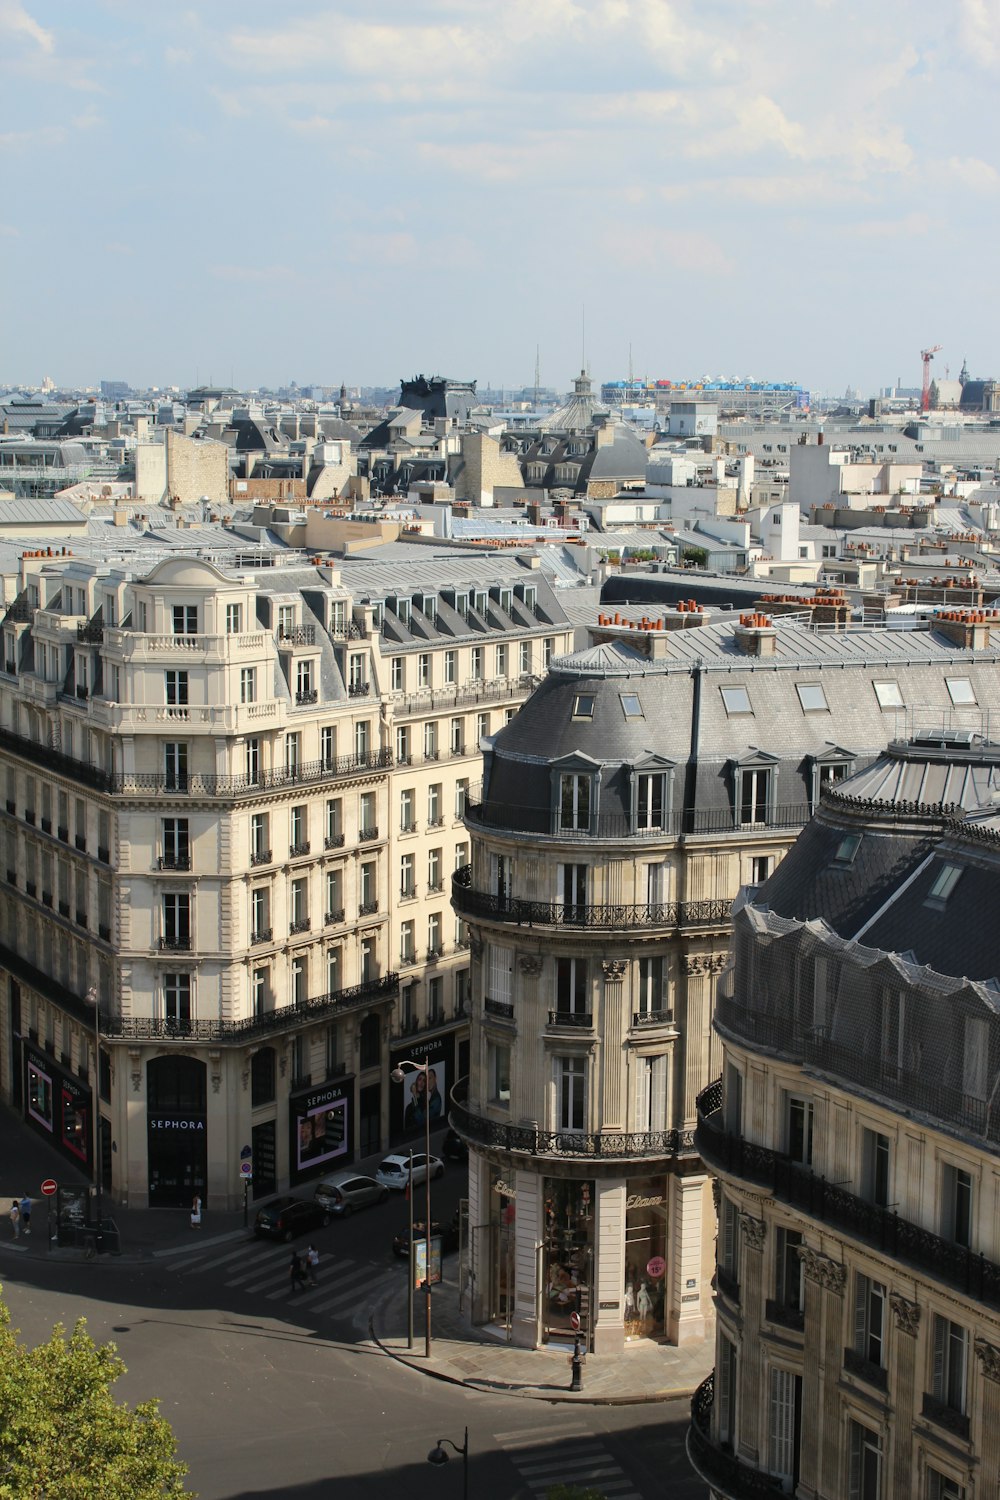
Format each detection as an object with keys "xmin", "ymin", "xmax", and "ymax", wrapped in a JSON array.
[
  {"xmin": 543, "ymin": 1178, "xmax": 594, "ymax": 1339},
  {"xmin": 624, "ymin": 1175, "xmax": 668, "ymax": 1340},
  {"xmin": 27, "ymin": 1062, "xmax": 53, "ymax": 1131}
]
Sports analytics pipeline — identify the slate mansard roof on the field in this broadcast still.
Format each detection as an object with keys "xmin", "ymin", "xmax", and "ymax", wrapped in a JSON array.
[{"xmin": 478, "ymin": 616, "xmax": 1000, "ymax": 837}]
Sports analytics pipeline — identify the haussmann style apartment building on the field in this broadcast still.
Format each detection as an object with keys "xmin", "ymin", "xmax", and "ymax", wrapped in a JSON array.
[
  {"xmin": 448, "ymin": 602, "xmax": 1000, "ymax": 1355},
  {"xmin": 691, "ymin": 716, "xmax": 1000, "ymax": 1500},
  {"xmin": 0, "ymin": 544, "xmax": 573, "ymax": 1209}
]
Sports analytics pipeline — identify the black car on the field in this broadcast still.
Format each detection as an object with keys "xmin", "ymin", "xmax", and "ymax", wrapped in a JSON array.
[
  {"xmin": 254, "ymin": 1195, "xmax": 330, "ymax": 1242},
  {"xmin": 441, "ymin": 1128, "xmax": 467, "ymax": 1162},
  {"xmin": 392, "ymin": 1211, "xmax": 461, "ymax": 1259}
]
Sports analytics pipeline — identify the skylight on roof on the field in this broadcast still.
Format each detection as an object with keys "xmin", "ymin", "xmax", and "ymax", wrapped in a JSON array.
[
  {"xmin": 797, "ymin": 683, "xmax": 829, "ymax": 713},
  {"xmin": 572, "ymin": 694, "xmax": 595, "ymax": 720},
  {"xmin": 873, "ymin": 680, "xmax": 904, "ymax": 709},
  {"xmin": 946, "ymin": 677, "xmax": 977, "ymax": 706},
  {"xmin": 620, "ymin": 693, "xmax": 643, "ymax": 718},
  {"xmin": 927, "ymin": 862, "xmax": 962, "ymax": 904},
  {"xmin": 721, "ymin": 686, "xmax": 753, "ymax": 715},
  {"xmin": 833, "ymin": 832, "xmax": 861, "ymax": 866}
]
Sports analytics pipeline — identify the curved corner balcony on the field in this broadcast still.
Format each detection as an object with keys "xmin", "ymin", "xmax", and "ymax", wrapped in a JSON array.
[
  {"xmin": 451, "ymin": 865, "xmax": 731, "ymax": 933},
  {"xmin": 449, "ymin": 1094, "xmax": 696, "ymax": 1164},
  {"xmin": 696, "ymin": 1078, "xmax": 1000, "ymax": 1312},
  {"xmin": 687, "ymin": 1374, "xmax": 786, "ymax": 1499}
]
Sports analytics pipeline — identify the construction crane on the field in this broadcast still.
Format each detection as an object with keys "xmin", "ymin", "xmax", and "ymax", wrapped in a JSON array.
[{"xmin": 921, "ymin": 344, "xmax": 943, "ymax": 412}]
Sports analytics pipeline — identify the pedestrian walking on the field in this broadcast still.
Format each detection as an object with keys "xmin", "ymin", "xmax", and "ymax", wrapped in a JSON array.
[
  {"xmin": 289, "ymin": 1251, "xmax": 307, "ymax": 1294},
  {"xmin": 306, "ymin": 1244, "xmax": 319, "ymax": 1286},
  {"xmin": 190, "ymin": 1194, "xmax": 202, "ymax": 1229},
  {"xmin": 19, "ymin": 1195, "xmax": 31, "ymax": 1237},
  {"xmin": 9, "ymin": 1201, "xmax": 19, "ymax": 1239}
]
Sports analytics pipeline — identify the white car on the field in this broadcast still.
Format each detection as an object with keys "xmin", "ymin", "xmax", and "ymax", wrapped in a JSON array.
[{"xmin": 375, "ymin": 1152, "xmax": 444, "ymax": 1190}]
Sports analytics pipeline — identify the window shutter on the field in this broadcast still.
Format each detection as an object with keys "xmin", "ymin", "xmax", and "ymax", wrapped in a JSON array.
[
  {"xmin": 932, "ymin": 1316, "xmax": 947, "ymax": 1399},
  {"xmin": 634, "ymin": 1056, "xmax": 651, "ymax": 1132}
]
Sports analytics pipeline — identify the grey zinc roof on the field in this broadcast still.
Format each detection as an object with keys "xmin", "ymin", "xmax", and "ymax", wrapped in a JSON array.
[{"xmin": 0, "ymin": 496, "xmax": 87, "ymax": 525}]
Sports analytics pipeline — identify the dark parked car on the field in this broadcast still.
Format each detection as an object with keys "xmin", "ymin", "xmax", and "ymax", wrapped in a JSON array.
[
  {"xmin": 254, "ymin": 1195, "xmax": 330, "ymax": 1242},
  {"xmin": 442, "ymin": 1128, "xmax": 467, "ymax": 1162},
  {"xmin": 393, "ymin": 1211, "xmax": 461, "ymax": 1259}
]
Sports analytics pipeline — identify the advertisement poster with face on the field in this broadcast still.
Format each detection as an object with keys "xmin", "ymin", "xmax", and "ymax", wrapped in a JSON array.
[
  {"xmin": 390, "ymin": 1035, "xmax": 455, "ymax": 1143},
  {"xmin": 296, "ymin": 1096, "xmax": 348, "ymax": 1173}
]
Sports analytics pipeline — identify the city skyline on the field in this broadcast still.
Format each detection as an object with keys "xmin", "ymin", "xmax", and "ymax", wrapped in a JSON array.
[{"xmin": 0, "ymin": 0, "xmax": 997, "ymax": 395}]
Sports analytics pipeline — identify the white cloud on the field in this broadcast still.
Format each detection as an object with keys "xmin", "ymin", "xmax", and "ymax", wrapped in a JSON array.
[
  {"xmin": 616, "ymin": 226, "xmax": 735, "ymax": 276},
  {"xmin": 209, "ymin": 264, "xmax": 296, "ymax": 285},
  {"xmin": 0, "ymin": 1, "xmax": 53, "ymax": 53},
  {"xmin": 947, "ymin": 154, "xmax": 1000, "ymax": 191},
  {"xmin": 959, "ymin": 0, "xmax": 1000, "ymax": 67}
]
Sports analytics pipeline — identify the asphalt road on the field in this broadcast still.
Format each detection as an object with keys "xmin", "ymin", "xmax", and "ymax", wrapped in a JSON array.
[{"xmin": 0, "ymin": 1179, "xmax": 704, "ymax": 1499}]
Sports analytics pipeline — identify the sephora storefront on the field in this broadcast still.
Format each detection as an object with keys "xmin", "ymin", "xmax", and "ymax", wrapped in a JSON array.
[
  {"xmin": 146, "ymin": 1056, "xmax": 207, "ymax": 1208},
  {"xmin": 289, "ymin": 1076, "xmax": 354, "ymax": 1186}
]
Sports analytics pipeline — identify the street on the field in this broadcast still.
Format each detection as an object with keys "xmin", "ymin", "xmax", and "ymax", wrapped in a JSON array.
[{"xmin": 0, "ymin": 1176, "xmax": 703, "ymax": 1498}]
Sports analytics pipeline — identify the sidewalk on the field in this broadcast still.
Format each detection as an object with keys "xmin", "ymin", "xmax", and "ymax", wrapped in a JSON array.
[{"xmin": 370, "ymin": 1271, "xmax": 711, "ymax": 1406}]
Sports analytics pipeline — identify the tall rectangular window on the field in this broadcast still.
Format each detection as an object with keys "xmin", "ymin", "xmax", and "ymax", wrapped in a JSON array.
[
  {"xmin": 400, "ymin": 921, "xmax": 415, "ymax": 964},
  {"xmin": 355, "ymin": 721, "xmax": 370, "ymax": 759},
  {"xmin": 861, "ymin": 1127, "xmax": 890, "ymax": 1207},
  {"xmin": 391, "ymin": 657, "xmax": 403, "ymax": 691},
  {"xmin": 786, "ymin": 1094, "xmax": 814, "ymax": 1166},
  {"xmin": 245, "ymin": 737, "xmax": 260, "ymax": 784},
  {"xmin": 556, "ymin": 957, "xmax": 587, "ymax": 1014},
  {"xmin": 165, "ymin": 670, "xmax": 189, "ymax": 706},
  {"xmin": 941, "ymin": 1163, "xmax": 973, "ymax": 1248},
  {"xmin": 418, "ymin": 653, "xmax": 431, "ymax": 687},
  {"xmin": 162, "ymin": 817, "xmax": 189, "ymax": 869},
  {"xmin": 360, "ymin": 861, "xmax": 376, "ymax": 911},
  {"xmin": 427, "ymin": 847, "xmax": 441, "ymax": 891},
  {"xmin": 849, "ymin": 1420, "xmax": 881, "ymax": 1500},
  {"xmin": 359, "ymin": 792, "xmax": 375, "ymax": 835},
  {"xmin": 285, "ymin": 733, "xmax": 301, "ymax": 775},
  {"xmin": 164, "ymin": 742, "xmax": 188, "ymax": 792},
  {"xmin": 455, "ymin": 779, "xmax": 469, "ymax": 819},
  {"xmin": 637, "ymin": 957, "xmax": 665, "ymax": 1016},
  {"xmin": 774, "ymin": 1226, "xmax": 803, "ymax": 1313},
  {"xmin": 325, "ymin": 798, "xmax": 342, "ymax": 844},
  {"xmin": 400, "ymin": 788, "xmax": 415, "ymax": 832},
  {"xmin": 400, "ymin": 853, "xmax": 415, "ymax": 898},
  {"xmin": 520, "ymin": 640, "xmax": 531, "ymax": 675},
  {"xmin": 423, "ymin": 721, "xmax": 438, "ymax": 760},
  {"xmin": 932, "ymin": 1316, "xmax": 969, "ymax": 1416},
  {"xmin": 395, "ymin": 726, "xmax": 410, "ymax": 765},
  {"xmin": 251, "ymin": 886, "xmax": 269, "ymax": 939},
  {"xmin": 556, "ymin": 1056, "xmax": 585, "ymax": 1131},
  {"xmin": 163, "ymin": 974, "xmax": 191, "ymax": 1025},
  {"xmin": 471, "ymin": 647, "xmax": 484, "ymax": 681},
  {"xmin": 559, "ymin": 774, "xmax": 591, "ymax": 832},
  {"xmin": 427, "ymin": 912, "xmax": 441, "ymax": 956},
  {"xmin": 495, "ymin": 643, "xmax": 507, "ymax": 677},
  {"xmin": 444, "ymin": 649, "xmax": 457, "ymax": 685},
  {"xmin": 739, "ymin": 766, "xmax": 771, "ymax": 826},
  {"xmin": 853, "ymin": 1273, "xmax": 887, "ymax": 1370},
  {"xmin": 250, "ymin": 812, "xmax": 269, "ymax": 860},
  {"xmin": 325, "ymin": 868, "xmax": 342, "ymax": 921},
  {"xmin": 226, "ymin": 602, "xmax": 242, "ymax": 634},
  {"xmin": 240, "ymin": 667, "xmax": 256, "ymax": 704},
  {"xmin": 450, "ymin": 717, "xmax": 464, "ymax": 754},
  {"xmin": 717, "ymin": 1336, "xmax": 738, "ymax": 1447},
  {"xmin": 768, "ymin": 1369, "xmax": 801, "ymax": 1487},
  {"xmin": 162, "ymin": 893, "xmax": 191, "ymax": 947},
  {"xmin": 296, "ymin": 660, "xmax": 314, "ymax": 700},
  {"xmin": 636, "ymin": 772, "xmax": 665, "ymax": 831},
  {"xmin": 559, "ymin": 862, "xmax": 587, "ymax": 921}
]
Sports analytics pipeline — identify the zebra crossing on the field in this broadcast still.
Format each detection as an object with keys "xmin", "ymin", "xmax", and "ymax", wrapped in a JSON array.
[
  {"xmin": 494, "ymin": 1422, "xmax": 644, "ymax": 1499},
  {"xmin": 157, "ymin": 1236, "xmax": 399, "ymax": 1332}
]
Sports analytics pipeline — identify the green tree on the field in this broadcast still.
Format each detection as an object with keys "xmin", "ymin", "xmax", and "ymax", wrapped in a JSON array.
[
  {"xmin": 682, "ymin": 545, "xmax": 709, "ymax": 567},
  {"xmin": 0, "ymin": 1292, "xmax": 191, "ymax": 1498}
]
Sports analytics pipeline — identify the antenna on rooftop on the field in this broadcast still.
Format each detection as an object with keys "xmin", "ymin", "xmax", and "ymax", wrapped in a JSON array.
[{"xmin": 581, "ymin": 305, "xmax": 586, "ymax": 374}]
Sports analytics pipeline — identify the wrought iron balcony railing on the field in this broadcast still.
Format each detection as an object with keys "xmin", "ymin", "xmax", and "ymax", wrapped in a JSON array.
[
  {"xmin": 98, "ymin": 973, "xmax": 399, "ymax": 1046},
  {"xmin": 449, "ymin": 1096, "xmax": 696, "ymax": 1161},
  {"xmin": 696, "ymin": 1079, "xmax": 1000, "ymax": 1311},
  {"xmin": 277, "ymin": 625, "xmax": 316, "ymax": 646},
  {"xmin": 0, "ymin": 725, "xmax": 393, "ymax": 797},
  {"xmin": 686, "ymin": 1374, "xmax": 786, "ymax": 1499},
  {"xmin": 451, "ymin": 867, "xmax": 731, "ymax": 932}
]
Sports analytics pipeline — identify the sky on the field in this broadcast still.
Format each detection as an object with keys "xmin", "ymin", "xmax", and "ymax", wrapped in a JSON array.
[{"xmin": 1, "ymin": 0, "xmax": 998, "ymax": 397}]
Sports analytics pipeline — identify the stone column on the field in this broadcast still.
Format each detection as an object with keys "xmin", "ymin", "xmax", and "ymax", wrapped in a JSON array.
[
  {"xmin": 593, "ymin": 1181, "xmax": 626, "ymax": 1353},
  {"xmin": 975, "ymin": 1337, "xmax": 1000, "ymax": 1500},
  {"xmin": 890, "ymin": 1295, "xmax": 920, "ymax": 1498},
  {"xmin": 510, "ymin": 1170, "xmax": 541, "ymax": 1348},
  {"xmin": 799, "ymin": 1248, "xmax": 847, "ymax": 1496},
  {"xmin": 733, "ymin": 1213, "xmax": 766, "ymax": 1459},
  {"xmin": 601, "ymin": 959, "xmax": 626, "ymax": 1129}
]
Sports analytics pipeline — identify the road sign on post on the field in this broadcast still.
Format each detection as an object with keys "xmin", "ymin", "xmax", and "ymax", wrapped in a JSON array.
[
  {"xmin": 240, "ymin": 1159, "xmax": 253, "ymax": 1177},
  {"xmin": 40, "ymin": 1179, "xmax": 58, "ymax": 1197}
]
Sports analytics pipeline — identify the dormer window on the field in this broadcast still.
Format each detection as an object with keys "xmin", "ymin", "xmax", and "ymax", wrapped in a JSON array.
[{"xmin": 395, "ymin": 597, "xmax": 411, "ymax": 626}]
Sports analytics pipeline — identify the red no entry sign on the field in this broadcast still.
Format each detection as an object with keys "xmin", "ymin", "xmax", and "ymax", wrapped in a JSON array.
[{"xmin": 40, "ymin": 1179, "xmax": 57, "ymax": 1197}]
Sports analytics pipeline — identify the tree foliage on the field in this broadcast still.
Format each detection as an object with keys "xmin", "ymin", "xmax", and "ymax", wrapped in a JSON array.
[{"xmin": 0, "ymin": 1290, "xmax": 191, "ymax": 1498}]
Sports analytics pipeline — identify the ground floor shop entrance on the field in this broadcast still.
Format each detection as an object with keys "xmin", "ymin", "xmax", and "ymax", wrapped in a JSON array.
[{"xmin": 146, "ymin": 1056, "xmax": 207, "ymax": 1208}]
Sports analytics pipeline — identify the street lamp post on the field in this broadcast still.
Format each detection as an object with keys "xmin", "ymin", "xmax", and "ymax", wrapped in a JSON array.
[
  {"xmin": 427, "ymin": 1427, "xmax": 469, "ymax": 1500},
  {"xmin": 390, "ymin": 1059, "xmax": 432, "ymax": 1357},
  {"xmin": 85, "ymin": 986, "xmax": 102, "ymax": 1235}
]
